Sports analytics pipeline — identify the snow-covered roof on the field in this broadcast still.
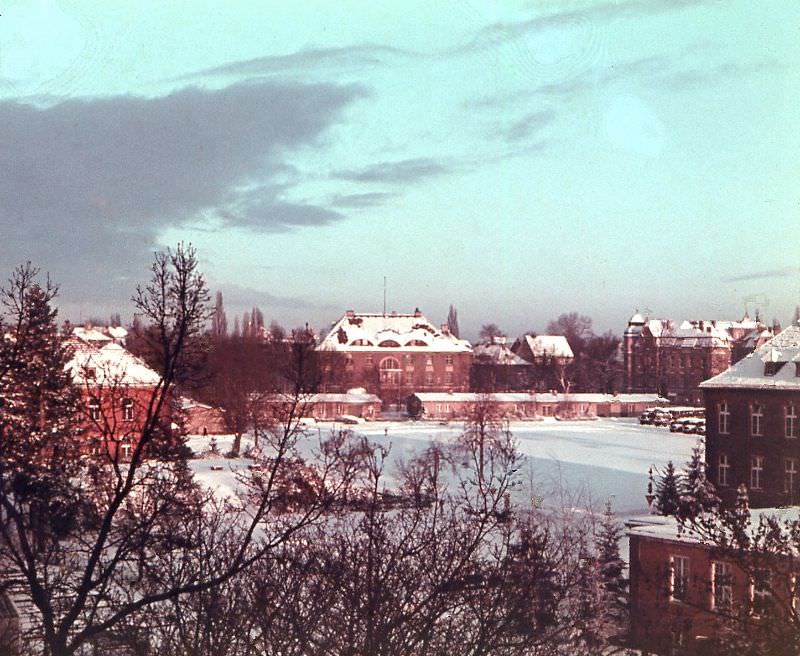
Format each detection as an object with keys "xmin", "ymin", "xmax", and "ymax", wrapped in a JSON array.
[
  {"xmin": 412, "ymin": 392, "xmax": 667, "ymax": 404},
  {"xmin": 318, "ymin": 311, "xmax": 472, "ymax": 353},
  {"xmin": 700, "ymin": 324, "xmax": 800, "ymax": 390},
  {"xmin": 523, "ymin": 335, "xmax": 574, "ymax": 359},
  {"xmin": 626, "ymin": 506, "xmax": 800, "ymax": 546},
  {"xmin": 66, "ymin": 340, "xmax": 161, "ymax": 387},
  {"xmin": 473, "ymin": 343, "xmax": 529, "ymax": 366},
  {"xmin": 266, "ymin": 389, "xmax": 381, "ymax": 404}
]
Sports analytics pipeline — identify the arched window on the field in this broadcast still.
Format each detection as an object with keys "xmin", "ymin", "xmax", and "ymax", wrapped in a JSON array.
[
  {"xmin": 378, "ymin": 339, "xmax": 401, "ymax": 348},
  {"xmin": 404, "ymin": 339, "xmax": 428, "ymax": 347},
  {"xmin": 379, "ymin": 357, "xmax": 401, "ymax": 385}
]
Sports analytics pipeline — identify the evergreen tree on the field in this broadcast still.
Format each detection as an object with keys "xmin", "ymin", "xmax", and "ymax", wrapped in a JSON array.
[
  {"xmin": 654, "ymin": 460, "xmax": 682, "ymax": 516},
  {"xmin": 680, "ymin": 439, "xmax": 718, "ymax": 517},
  {"xmin": 793, "ymin": 305, "xmax": 800, "ymax": 326},
  {"xmin": 446, "ymin": 304, "xmax": 459, "ymax": 338}
]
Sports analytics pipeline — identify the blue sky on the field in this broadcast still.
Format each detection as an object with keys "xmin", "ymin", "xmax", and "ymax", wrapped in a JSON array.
[{"xmin": 1, "ymin": 0, "xmax": 798, "ymax": 338}]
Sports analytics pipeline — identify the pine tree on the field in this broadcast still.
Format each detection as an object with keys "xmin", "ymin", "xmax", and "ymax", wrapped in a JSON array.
[
  {"xmin": 595, "ymin": 501, "xmax": 627, "ymax": 636},
  {"xmin": 655, "ymin": 461, "xmax": 682, "ymax": 516},
  {"xmin": 680, "ymin": 439, "xmax": 718, "ymax": 517}
]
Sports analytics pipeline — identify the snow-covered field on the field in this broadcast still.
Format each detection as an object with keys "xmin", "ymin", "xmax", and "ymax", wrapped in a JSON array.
[{"xmin": 187, "ymin": 418, "xmax": 698, "ymax": 517}]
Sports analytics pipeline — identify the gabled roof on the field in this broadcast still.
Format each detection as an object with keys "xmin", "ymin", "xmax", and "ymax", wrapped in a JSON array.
[
  {"xmin": 473, "ymin": 342, "xmax": 530, "ymax": 366},
  {"xmin": 66, "ymin": 339, "xmax": 161, "ymax": 387},
  {"xmin": 700, "ymin": 324, "xmax": 800, "ymax": 390},
  {"xmin": 318, "ymin": 311, "xmax": 472, "ymax": 353},
  {"xmin": 522, "ymin": 335, "xmax": 574, "ymax": 360}
]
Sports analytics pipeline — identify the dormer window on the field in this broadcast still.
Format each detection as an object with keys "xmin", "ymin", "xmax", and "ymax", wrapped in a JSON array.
[{"xmin": 764, "ymin": 361, "xmax": 786, "ymax": 376}]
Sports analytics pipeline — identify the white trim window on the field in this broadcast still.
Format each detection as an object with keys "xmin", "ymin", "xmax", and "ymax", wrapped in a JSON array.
[
  {"xmin": 787, "ymin": 405, "xmax": 799, "ymax": 439},
  {"xmin": 786, "ymin": 458, "xmax": 799, "ymax": 496},
  {"xmin": 750, "ymin": 569, "xmax": 772, "ymax": 618},
  {"xmin": 88, "ymin": 397, "xmax": 101, "ymax": 421},
  {"xmin": 712, "ymin": 561, "xmax": 732, "ymax": 612},
  {"xmin": 751, "ymin": 455, "xmax": 764, "ymax": 490},
  {"xmin": 718, "ymin": 453, "xmax": 730, "ymax": 487},
  {"xmin": 718, "ymin": 401, "xmax": 731, "ymax": 435},
  {"xmin": 669, "ymin": 555, "xmax": 689, "ymax": 602},
  {"xmin": 122, "ymin": 397, "xmax": 134, "ymax": 421},
  {"xmin": 751, "ymin": 403, "xmax": 764, "ymax": 437}
]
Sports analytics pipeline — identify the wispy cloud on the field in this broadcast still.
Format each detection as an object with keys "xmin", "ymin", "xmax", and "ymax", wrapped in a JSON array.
[
  {"xmin": 504, "ymin": 109, "xmax": 557, "ymax": 141},
  {"xmin": 211, "ymin": 281, "xmax": 327, "ymax": 311},
  {"xmin": 723, "ymin": 267, "xmax": 800, "ymax": 283},
  {"xmin": 186, "ymin": 44, "xmax": 418, "ymax": 80},
  {"xmin": 334, "ymin": 157, "xmax": 452, "ymax": 184},
  {"xmin": 330, "ymin": 192, "xmax": 398, "ymax": 208}
]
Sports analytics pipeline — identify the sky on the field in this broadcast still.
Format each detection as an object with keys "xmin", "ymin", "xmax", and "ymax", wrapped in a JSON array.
[{"xmin": 0, "ymin": 0, "xmax": 798, "ymax": 339}]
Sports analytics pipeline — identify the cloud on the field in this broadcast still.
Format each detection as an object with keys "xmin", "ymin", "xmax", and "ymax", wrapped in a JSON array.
[
  {"xmin": 0, "ymin": 80, "xmax": 363, "ymax": 303},
  {"xmin": 504, "ymin": 109, "xmax": 557, "ymax": 141},
  {"xmin": 722, "ymin": 268, "xmax": 800, "ymax": 283},
  {"xmin": 211, "ymin": 281, "xmax": 326, "ymax": 311},
  {"xmin": 330, "ymin": 192, "xmax": 397, "ymax": 208},
  {"xmin": 186, "ymin": 44, "xmax": 417, "ymax": 79},
  {"xmin": 334, "ymin": 157, "xmax": 451, "ymax": 184}
]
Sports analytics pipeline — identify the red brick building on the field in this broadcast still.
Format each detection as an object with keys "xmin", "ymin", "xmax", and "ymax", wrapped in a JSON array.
[
  {"xmin": 66, "ymin": 330, "xmax": 165, "ymax": 461},
  {"xmin": 623, "ymin": 312, "xmax": 772, "ymax": 406},
  {"xmin": 317, "ymin": 310, "xmax": 472, "ymax": 405},
  {"xmin": 701, "ymin": 323, "xmax": 800, "ymax": 508},
  {"xmin": 627, "ymin": 511, "xmax": 799, "ymax": 655}
]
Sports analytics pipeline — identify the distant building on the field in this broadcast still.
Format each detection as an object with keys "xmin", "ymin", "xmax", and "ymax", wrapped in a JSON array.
[
  {"xmin": 408, "ymin": 391, "xmax": 665, "ymax": 421},
  {"xmin": 623, "ymin": 312, "xmax": 773, "ymax": 406},
  {"xmin": 181, "ymin": 398, "xmax": 227, "ymax": 435},
  {"xmin": 317, "ymin": 309, "xmax": 472, "ymax": 405},
  {"xmin": 512, "ymin": 334, "xmax": 574, "ymax": 364},
  {"xmin": 471, "ymin": 337, "xmax": 534, "ymax": 391},
  {"xmin": 700, "ymin": 323, "xmax": 800, "ymax": 508}
]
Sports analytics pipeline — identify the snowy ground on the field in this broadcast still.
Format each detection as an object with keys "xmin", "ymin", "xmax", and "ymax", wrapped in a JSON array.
[{"xmin": 186, "ymin": 418, "xmax": 698, "ymax": 517}]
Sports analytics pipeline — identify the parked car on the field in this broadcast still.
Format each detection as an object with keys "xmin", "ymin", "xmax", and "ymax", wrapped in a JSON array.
[
  {"xmin": 639, "ymin": 409, "xmax": 656, "ymax": 425},
  {"xmin": 680, "ymin": 418, "xmax": 704, "ymax": 434},
  {"xmin": 669, "ymin": 420, "xmax": 684, "ymax": 432}
]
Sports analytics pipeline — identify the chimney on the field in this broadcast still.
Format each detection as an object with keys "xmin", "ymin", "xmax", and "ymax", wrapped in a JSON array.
[
  {"xmin": 345, "ymin": 310, "xmax": 355, "ymax": 319},
  {"xmin": 413, "ymin": 307, "xmax": 422, "ymax": 318},
  {"xmin": 441, "ymin": 323, "xmax": 450, "ymax": 335}
]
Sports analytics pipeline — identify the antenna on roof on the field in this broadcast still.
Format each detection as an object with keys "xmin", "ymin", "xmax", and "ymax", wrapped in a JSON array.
[{"xmin": 383, "ymin": 276, "xmax": 387, "ymax": 317}]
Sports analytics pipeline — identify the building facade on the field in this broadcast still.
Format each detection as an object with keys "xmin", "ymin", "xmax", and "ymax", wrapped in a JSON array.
[
  {"xmin": 623, "ymin": 312, "xmax": 772, "ymax": 406},
  {"xmin": 701, "ymin": 323, "xmax": 800, "ymax": 508},
  {"xmin": 317, "ymin": 310, "xmax": 472, "ymax": 405}
]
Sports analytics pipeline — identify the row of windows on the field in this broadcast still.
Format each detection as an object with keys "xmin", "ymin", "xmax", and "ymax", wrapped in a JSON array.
[
  {"xmin": 669, "ymin": 556, "xmax": 788, "ymax": 616},
  {"xmin": 88, "ymin": 398, "xmax": 134, "ymax": 421},
  {"xmin": 360, "ymin": 354, "xmax": 455, "ymax": 367},
  {"xmin": 717, "ymin": 401, "xmax": 799, "ymax": 438},
  {"xmin": 717, "ymin": 453, "xmax": 799, "ymax": 493},
  {"xmin": 379, "ymin": 370, "xmax": 455, "ymax": 385}
]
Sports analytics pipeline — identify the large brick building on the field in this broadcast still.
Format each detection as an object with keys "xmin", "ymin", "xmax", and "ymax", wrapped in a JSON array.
[
  {"xmin": 623, "ymin": 312, "xmax": 773, "ymax": 405},
  {"xmin": 701, "ymin": 323, "xmax": 800, "ymax": 508},
  {"xmin": 317, "ymin": 310, "xmax": 472, "ymax": 405},
  {"xmin": 65, "ymin": 327, "xmax": 165, "ymax": 461}
]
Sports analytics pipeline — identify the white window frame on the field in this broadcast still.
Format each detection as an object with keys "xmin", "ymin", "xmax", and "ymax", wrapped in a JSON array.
[
  {"xmin": 787, "ymin": 405, "xmax": 798, "ymax": 439},
  {"xmin": 718, "ymin": 453, "xmax": 730, "ymax": 487},
  {"xmin": 711, "ymin": 561, "xmax": 732, "ymax": 612},
  {"xmin": 750, "ymin": 569, "xmax": 772, "ymax": 618},
  {"xmin": 751, "ymin": 403, "xmax": 764, "ymax": 437},
  {"xmin": 122, "ymin": 397, "xmax": 134, "ymax": 421},
  {"xmin": 88, "ymin": 397, "xmax": 101, "ymax": 421},
  {"xmin": 751, "ymin": 455, "xmax": 764, "ymax": 490},
  {"xmin": 786, "ymin": 458, "xmax": 798, "ymax": 495},
  {"xmin": 718, "ymin": 401, "xmax": 730, "ymax": 435},
  {"xmin": 669, "ymin": 555, "xmax": 689, "ymax": 602}
]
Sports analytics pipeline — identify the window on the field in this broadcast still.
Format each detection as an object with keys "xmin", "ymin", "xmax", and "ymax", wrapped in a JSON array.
[
  {"xmin": 425, "ymin": 356, "xmax": 433, "ymax": 368},
  {"xmin": 669, "ymin": 555, "xmax": 689, "ymax": 602},
  {"xmin": 718, "ymin": 402, "xmax": 730, "ymax": 435},
  {"xmin": 718, "ymin": 453, "xmax": 730, "ymax": 487},
  {"xmin": 750, "ymin": 570, "xmax": 772, "ymax": 617},
  {"xmin": 787, "ymin": 405, "xmax": 798, "ymax": 439},
  {"xmin": 120, "ymin": 442, "xmax": 132, "ymax": 461},
  {"xmin": 712, "ymin": 561, "xmax": 732, "ymax": 612},
  {"xmin": 786, "ymin": 457, "xmax": 799, "ymax": 493},
  {"xmin": 404, "ymin": 371, "xmax": 413, "ymax": 385},
  {"xmin": 365, "ymin": 354, "xmax": 374, "ymax": 367},
  {"xmin": 445, "ymin": 354, "xmax": 454, "ymax": 366},
  {"xmin": 445, "ymin": 371, "xmax": 453, "ymax": 384},
  {"xmin": 425, "ymin": 372, "xmax": 434, "ymax": 385},
  {"xmin": 88, "ymin": 397, "xmax": 101, "ymax": 421},
  {"xmin": 122, "ymin": 397, "xmax": 134, "ymax": 421},
  {"xmin": 379, "ymin": 357, "xmax": 401, "ymax": 385},
  {"xmin": 751, "ymin": 455, "xmax": 764, "ymax": 490},
  {"xmin": 751, "ymin": 403, "xmax": 764, "ymax": 436}
]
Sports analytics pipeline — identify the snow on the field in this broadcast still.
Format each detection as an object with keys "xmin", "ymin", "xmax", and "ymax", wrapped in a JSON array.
[
  {"xmin": 185, "ymin": 419, "xmax": 696, "ymax": 516},
  {"xmin": 701, "ymin": 324, "xmax": 800, "ymax": 390},
  {"xmin": 67, "ymin": 342, "xmax": 161, "ymax": 386},
  {"xmin": 523, "ymin": 334, "xmax": 574, "ymax": 359}
]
